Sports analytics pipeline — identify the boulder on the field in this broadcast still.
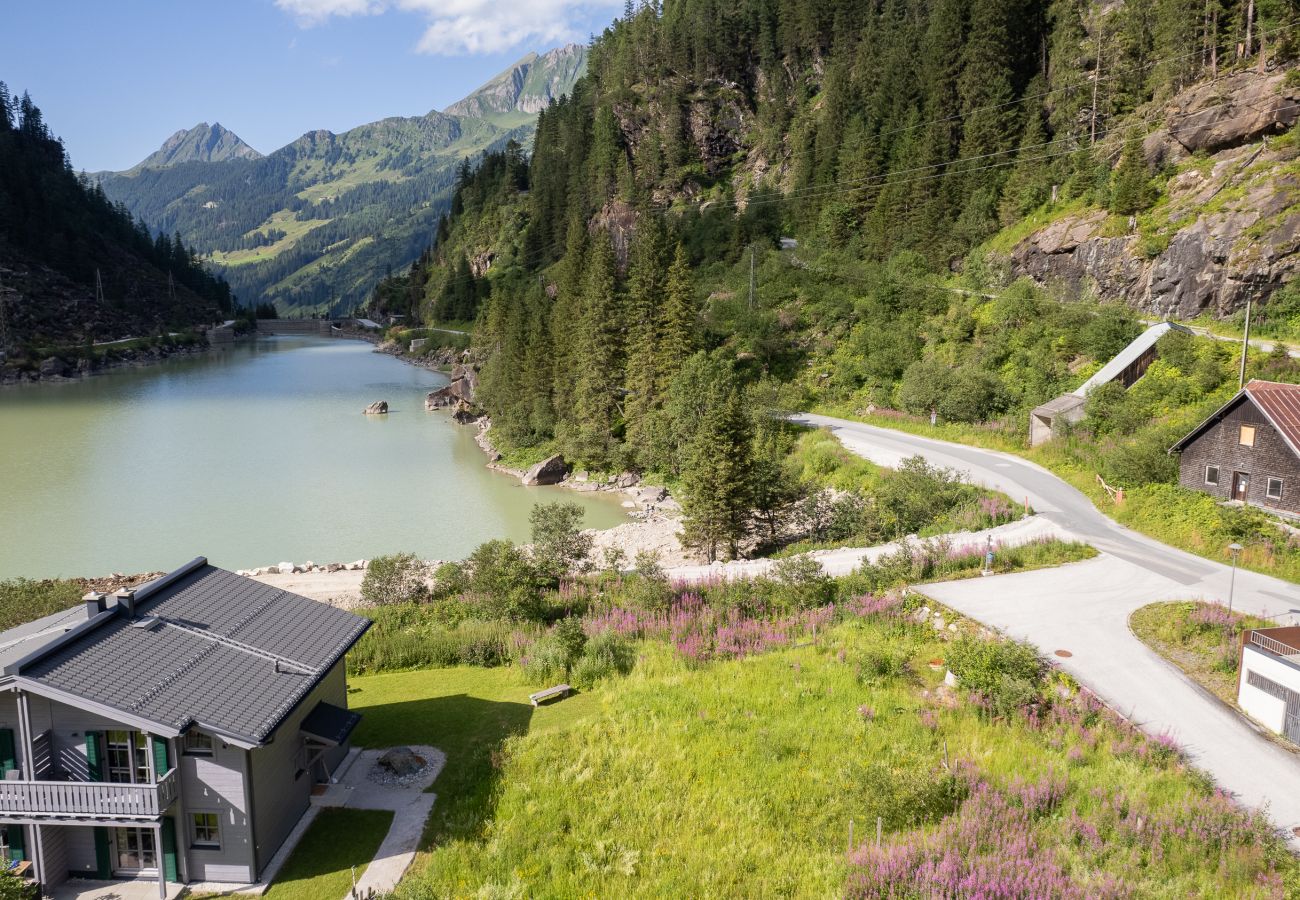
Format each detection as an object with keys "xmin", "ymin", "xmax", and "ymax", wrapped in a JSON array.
[
  {"xmin": 425, "ymin": 364, "xmax": 480, "ymax": 410},
  {"xmin": 326, "ymin": 562, "xmax": 345, "ymax": 573},
  {"xmin": 451, "ymin": 399, "xmax": 479, "ymax": 425},
  {"xmin": 39, "ymin": 356, "xmax": 69, "ymax": 378},
  {"xmin": 523, "ymin": 454, "xmax": 569, "ymax": 486},
  {"xmin": 615, "ymin": 471, "xmax": 641, "ymax": 489},
  {"xmin": 278, "ymin": 562, "xmax": 296, "ymax": 575},
  {"xmin": 363, "ymin": 401, "xmax": 389, "ymax": 415},
  {"xmin": 377, "ymin": 746, "xmax": 425, "ymax": 777}
]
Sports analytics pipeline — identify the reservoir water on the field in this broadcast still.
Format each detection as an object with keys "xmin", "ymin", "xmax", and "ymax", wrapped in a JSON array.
[{"xmin": 0, "ymin": 336, "xmax": 627, "ymax": 579}]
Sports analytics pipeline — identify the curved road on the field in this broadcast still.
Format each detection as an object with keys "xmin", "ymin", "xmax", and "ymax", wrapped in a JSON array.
[{"xmin": 793, "ymin": 413, "xmax": 1300, "ymax": 844}]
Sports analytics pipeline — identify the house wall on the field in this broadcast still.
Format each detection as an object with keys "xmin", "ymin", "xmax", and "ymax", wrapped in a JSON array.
[
  {"xmin": 247, "ymin": 661, "xmax": 350, "ymax": 879},
  {"xmin": 37, "ymin": 824, "xmax": 69, "ymax": 888},
  {"xmin": 178, "ymin": 730, "xmax": 255, "ymax": 883},
  {"xmin": 1238, "ymin": 645, "xmax": 1300, "ymax": 734},
  {"xmin": 1177, "ymin": 398, "xmax": 1300, "ymax": 514}
]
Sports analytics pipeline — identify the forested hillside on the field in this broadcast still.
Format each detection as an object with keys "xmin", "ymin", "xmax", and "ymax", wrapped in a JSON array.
[
  {"xmin": 98, "ymin": 45, "xmax": 587, "ymax": 317},
  {"xmin": 0, "ymin": 83, "xmax": 233, "ymax": 352},
  {"xmin": 375, "ymin": 0, "xmax": 1300, "ymax": 562}
]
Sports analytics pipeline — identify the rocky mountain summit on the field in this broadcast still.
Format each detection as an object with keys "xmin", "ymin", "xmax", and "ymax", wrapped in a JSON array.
[
  {"xmin": 123, "ymin": 122, "xmax": 261, "ymax": 172},
  {"xmin": 443, "ymin": 44, "xmax": 587, "ymax": 122},
  {"xmin": 1006, "ymin": 69, "xmax": 1300, "ymax": 318}
]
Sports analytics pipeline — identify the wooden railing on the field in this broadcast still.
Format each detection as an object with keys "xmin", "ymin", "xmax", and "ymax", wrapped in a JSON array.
[
  {"xmin": 1250, "ymin": 631, "xmax": 1300, "ymax": 661},
  {"xmin": 0, "ymin": 769, "xmax": 176, "ymax": 819}
]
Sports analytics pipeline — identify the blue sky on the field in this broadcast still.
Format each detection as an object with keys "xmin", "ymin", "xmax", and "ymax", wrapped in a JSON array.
[{"xmin": 3, "ymin": 0, "xmax": 619, "ymax": 172}]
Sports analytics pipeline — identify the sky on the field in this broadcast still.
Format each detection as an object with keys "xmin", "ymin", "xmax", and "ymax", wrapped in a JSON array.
[{"xmin": 2, "ymin": 0, "xmax": 620, "ymax": 172}]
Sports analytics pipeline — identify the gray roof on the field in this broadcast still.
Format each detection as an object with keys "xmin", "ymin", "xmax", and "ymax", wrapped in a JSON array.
[
  {"xmin": 8, "ymin": 559, "xmax": 369, "ymax": 745},
  {"xmin": 0, "ymin": 606, "xmax": 96, "ymax": 673},
  {"xmin": 301, "ymin": 701, "xmax": 362, "ymax": 746},
  {"xmin": 1074, "ymin": 321, "xmax": 1192, "ymax": 397}
]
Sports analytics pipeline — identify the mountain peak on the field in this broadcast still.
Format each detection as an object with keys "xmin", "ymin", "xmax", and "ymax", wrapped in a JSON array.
[
  {"xmin": 442, "ymin": 44, "xmax": 587, "ymax": 122},
  {"xmin": 126, "ymin": 122, "xmax": 261, "ymax": 172}
]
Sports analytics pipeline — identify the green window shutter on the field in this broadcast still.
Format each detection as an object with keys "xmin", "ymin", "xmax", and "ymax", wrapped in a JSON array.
[
  {"xmin": 7, "ymin": 825, "xmax": 24, "ymax": 863},
  {"xmin": 151, "ymin": 735, "xmax": 170, "ymax": 777},
  {"xmin": 0, "ymin": 729, "xmax": 15, "ymax": 775},
  {"xmin": 85, "ymin": 731, "xmax": 102, "ymax": 781},
  {"xmin": 92, "ymin": 827, "xmax": 111, "ymax": 878},
  {"xmin": 161, "ymin": 817, "xmax": 179, "ymax": 883}
]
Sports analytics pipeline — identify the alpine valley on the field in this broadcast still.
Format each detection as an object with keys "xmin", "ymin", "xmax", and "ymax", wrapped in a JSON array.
[{"xmin": 95, "ymin": 44, "xmax": 587, "ymax": 316}]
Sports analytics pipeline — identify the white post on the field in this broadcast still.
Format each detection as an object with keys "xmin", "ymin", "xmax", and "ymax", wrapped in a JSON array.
[{"xmin": 155, "ymin": 823, "xmax": 166, "ymax": 899}]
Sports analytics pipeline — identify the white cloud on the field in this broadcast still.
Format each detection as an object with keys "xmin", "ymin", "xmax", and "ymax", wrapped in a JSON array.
[{"xmin": 275, "ymin": 0, "xmax": 617, "ymax": 55}]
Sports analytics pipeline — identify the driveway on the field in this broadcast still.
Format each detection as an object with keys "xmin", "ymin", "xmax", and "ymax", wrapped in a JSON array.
[{"xmin": 793, "ymin": 413, "xmax": 1300, "ymax": 841}]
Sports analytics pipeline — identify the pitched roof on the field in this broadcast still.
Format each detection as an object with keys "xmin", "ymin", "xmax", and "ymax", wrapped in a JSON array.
[
  {"xmin": 1073, "ymin": 321, "xmax": 1192, "ymax": 398},
  {"xmin": 7, "ymin": 559, "xmax": 369, "ymax": 745},
  {"xmin": 1170, "ymin": 379, "xmax": 1300, "ymax": 456},
  {"xmin": 300, "ymin": 701, "xmax": 362, "ymax": 746}
]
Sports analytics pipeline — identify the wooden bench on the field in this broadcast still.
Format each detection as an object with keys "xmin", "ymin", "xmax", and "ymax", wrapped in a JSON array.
[{"xmin": 529, "ymin": 684, "xmax": 571, "ymax": 707}]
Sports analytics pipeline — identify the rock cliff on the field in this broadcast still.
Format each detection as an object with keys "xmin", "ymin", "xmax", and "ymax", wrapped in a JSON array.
[{"xmin": 1006, "ymin": 69, "xmax": 1300, "ymax": 318}]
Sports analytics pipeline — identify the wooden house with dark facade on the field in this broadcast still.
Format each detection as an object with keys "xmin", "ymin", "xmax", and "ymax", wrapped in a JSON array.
[{"xmin": 1170, "ymin": 379, "xmax": 1300, "ymax": 516}]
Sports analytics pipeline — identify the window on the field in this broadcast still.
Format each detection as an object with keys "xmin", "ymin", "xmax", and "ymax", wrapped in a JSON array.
[
  {"xmin": 1204, "ymin": 465, "xmax": 1220, "ymax": 486},
  {"xmin": 1239, "ymin": 425, "xmax": 1257, "ymax": 447},
  {"xmin": 191, "ymin": 812, "xmax": 220, "ymax": 850},
  {"xmin": 182, "ymin": 731, "xmax": 213, "ymax": 757},
  {"xmin": 1267, "ymin": 477, "xmax": 1284, "ymax": 501}
]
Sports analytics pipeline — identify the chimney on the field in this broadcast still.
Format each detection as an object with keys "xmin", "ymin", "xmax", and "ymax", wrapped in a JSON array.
[
  {"xmin": 83, "ymin": 591, "xmax": 107, "ymax": 618},
  {"xmin": 114, "ymin": 589, "xmax": 136, "ymax": 620}
]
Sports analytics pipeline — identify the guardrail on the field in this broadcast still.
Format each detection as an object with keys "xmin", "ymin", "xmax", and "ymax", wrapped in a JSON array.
[
  {"xmin": 0, "ymin": 769, "xmax": 176, "ymax": 819},
  {"xmin": 1250, "ymin": 631, "xmax": 1300, "ymax": 661}
]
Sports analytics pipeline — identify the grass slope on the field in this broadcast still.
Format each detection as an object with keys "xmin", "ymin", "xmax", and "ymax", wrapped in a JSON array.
[
  {"xmin": 377, "ymin": 625, "xmax": 1296, "ymax": 898},
  {"xmin": 262, "ymin": 808, "xmax": 393, "ymax": 900}
]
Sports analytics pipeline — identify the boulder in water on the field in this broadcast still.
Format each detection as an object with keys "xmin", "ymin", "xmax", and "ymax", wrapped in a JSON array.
[
  {"xmin": 523, "ymin": 454, "xmax": 568, "ymax": 486},
  {"xmin": 363, "ymin": 401, "xmax": 389, "ymax": 415}
]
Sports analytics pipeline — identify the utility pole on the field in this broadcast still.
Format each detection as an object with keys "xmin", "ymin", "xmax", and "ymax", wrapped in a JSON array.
[
  {"xmin": 748, "ymin": 246, "xmax": 757, "ymax": 311},
  {"xmin": 95, "ymin": 268, "xmax": 104, "ymax": 305},
  {"xmin": 1239, "ymin": 289, "xmax": 1253, "ymax": 389}
]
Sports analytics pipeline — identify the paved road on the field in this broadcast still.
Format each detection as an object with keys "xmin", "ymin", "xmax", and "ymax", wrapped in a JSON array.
[{"xmin": 793, "ymin": 413, "xmax": 1300, "ymax": 843}]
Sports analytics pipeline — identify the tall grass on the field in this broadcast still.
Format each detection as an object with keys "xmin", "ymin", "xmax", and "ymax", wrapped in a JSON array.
[{"xmin": 392, "ymin": 618, "xmax": 1297, "ymax": 898}]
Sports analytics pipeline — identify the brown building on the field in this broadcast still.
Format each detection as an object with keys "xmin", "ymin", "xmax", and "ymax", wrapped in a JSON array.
[{"xmin": 1170, "ymin": 379, "xmax": 1300, "ymax": 515}]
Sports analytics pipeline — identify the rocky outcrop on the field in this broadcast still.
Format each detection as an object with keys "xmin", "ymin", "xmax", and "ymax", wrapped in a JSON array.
[
  {"xmin": 377, "ymin": 747, "xmax": 425, "ymax": 776},
  {"xmin": 523, "ymin": 454, "xmax": 569, "ymax": 486},
  {"xmin": 1144, "ymin": 69, "xmax": 1300, "ymax": 164},
  {"xmin": 425, "ymin": 363, "xmax": 480, "ymax": 409},
  {"xmin": 363, "ymin": 401, "xmax": 389, "ymax": 415},
  {"xmin": 1007, "ymin": 70, "xmax": 1300, "ymax": 319}
]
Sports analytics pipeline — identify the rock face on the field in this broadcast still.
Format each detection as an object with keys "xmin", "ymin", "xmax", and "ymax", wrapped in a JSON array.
[
  {"xmin": 523, "ymin": 454, "xmax": 569, "ymax": 486},
  {"xmin": 1007, "ymin": 70, "xmax": 1300, "ymax": 319},
  {"xmin": 377, "ymin": 747, "xmax": 425, "ymax": 777},
  {"xmin": 363, "ymin": 401, "xmax": 389, "ymax": 415},
  {"xmin": 426, "ymin": 364, "xmax": 479, "ymax": 410}
]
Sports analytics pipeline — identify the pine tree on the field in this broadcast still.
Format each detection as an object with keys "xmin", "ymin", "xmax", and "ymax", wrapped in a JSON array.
[
  {"xmin": 1109, "ymin": 130, "xmax": 1154, "ymax": 215},
  {"xmin": 657, "ymin": 243, "xmax": 696, "ymax": 391},
  {"xmin": 623, "ymin": 215, "xmax": 671, "ymax": 467},
  {"xmin": 563, "ymin": 233, "xmax": 623, "ymax": 466},
  {"xmin": 680, "ymin": 381, "xmax": 754, "ymax": 562}
]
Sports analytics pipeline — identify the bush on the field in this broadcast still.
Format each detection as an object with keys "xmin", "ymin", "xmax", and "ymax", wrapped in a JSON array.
[
  {"xmin": 946, "ymin": 635, "xmax": 1044, "ymax": 717},
  {"xmin": 0, "ymin": 578, "xmax": 83, "ymax": 630},
  {"xmin": 530, "ymin": 502, "xmax": 594, "ymax": 584},
  {"xmin": 770, "ymin": 555, "xmax": 835, "ymax": 610},
  {"xmin": 466, "ymin": 540, "xmax": 544, "ymax": 621},
  {"xmin": 571, "ymin": 631, "xmax": 636, "ymax": 688},
  {"xmin": 360, "ymin": 553, "xmax": 428, "ymax": 605}
]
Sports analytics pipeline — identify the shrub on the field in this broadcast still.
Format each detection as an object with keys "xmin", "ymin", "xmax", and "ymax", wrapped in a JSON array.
[
  {"xmin": 520, "ymin": 633, "xmax": 571, "ymax": 684},
  {"xmin": 360, "ymin": 553, "xmax": 428, "ymax": 605},
  {"xmin": 946, "ymin": 635, "xmax": 1044, "ymax": 718},
  {"xmin": 571, "ymin": 632, "xmax": 636, "ymax": 689},
  {"xmin": 552, "ymin": 616, "xmax": 588, "ymax": 666},
  {"xmin": 530, "ymin": 502, "xmax": 594, "ymax": 583},
  {"xmin": 770, "ymin": 555, "xmax": 835, "ymax": 610},
  {"xmin": 466, "ymin": 540, "xmax": 544, "ymax": 621},
  {"xmin": 0, "ymin": 578, "xmax": 83, "ymax": 630}
]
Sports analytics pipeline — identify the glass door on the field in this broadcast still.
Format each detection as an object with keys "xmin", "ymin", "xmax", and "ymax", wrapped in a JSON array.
[
  {"xmin": 104, "ymin": 731, "xmax": 152, "ymax": 784},
  {"xmin": 112, "ymin": 827, "xmax": 157, "ymax": 875}
]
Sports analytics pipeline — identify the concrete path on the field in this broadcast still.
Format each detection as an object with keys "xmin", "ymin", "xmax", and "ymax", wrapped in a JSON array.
[
  {"xmin": 792, "ymin": 413, "xmax": 1300, "ymax": 842},
  {"xmin": 313, "ymin": 745, "xmax": 444, "ymax": 899},
  {"xmin": 664, "ymin": 515, "xmax": 1070, "ymax": 583}
]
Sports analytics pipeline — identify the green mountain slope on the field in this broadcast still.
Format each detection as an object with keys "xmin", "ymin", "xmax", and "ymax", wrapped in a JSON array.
[
  {"xmin": 443, "ymin": 44, "xmax": 589, "ymax": 127},
  {"xmin": 97, "ymin": 45, "xmax": 586, "ymax": 316},
  {"xmin": 0, "ymin": 84, "xmax": 233, "ymax": 356}
]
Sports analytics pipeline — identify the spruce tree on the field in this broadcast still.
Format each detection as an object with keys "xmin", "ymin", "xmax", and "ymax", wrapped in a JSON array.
[
  {"xmin": 680, "ymin": 381, "xmax": 754, "ymax": 562},
  {"xmin": 564, "ymin": 234, "xmax": 623, "ymax": 467},
  {"xmin": 1109, "ymin": 130, "xmax": 1153, "ymax": 216},
  {"xmin": 623, "ymin": 215, "xmax": 671, "ymax": 467}
]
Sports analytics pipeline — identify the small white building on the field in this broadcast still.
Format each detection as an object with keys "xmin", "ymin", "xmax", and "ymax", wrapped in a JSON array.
[{"xmin": 1237, "ymin": 626, "xmax": 1300, "ymax": 743}]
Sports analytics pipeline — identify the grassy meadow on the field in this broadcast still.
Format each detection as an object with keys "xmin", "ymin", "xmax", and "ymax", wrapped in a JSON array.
[{"xmin": 354, "ymin": 601, "xmax": 1299, "ymax": 899}]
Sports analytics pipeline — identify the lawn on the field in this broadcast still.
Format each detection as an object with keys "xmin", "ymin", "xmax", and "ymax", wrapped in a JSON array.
[
  {"xmin": 1130, "ymin": 600, "xmax": 1276, "ymax": 705},
  {"xmin": 262, "ymin": 808, "xmax": 393, "ymax": 900},
  {"xmin": 376, "ymin": 619, "xmax": 1297, "ymax": 898}
]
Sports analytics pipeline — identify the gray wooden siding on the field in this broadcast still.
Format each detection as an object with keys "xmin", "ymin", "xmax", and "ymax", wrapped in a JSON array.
[
  {"xmin": 247, "ymin": 661, "xmax": 350, "ymax": 878},
  {"xmin": 179, "ymin": 731, "xmax": 254, "ymax": 883},
  {"xmin": 1178, "ymin": 397, "xmax": 1300, "ymax": 514},
  {"xmin": 62, "ymin": 826, "xmax": 99, "ymax": 879},
  {"xmin": 37, "ymin": 824, "xmax": 69, "ymax": 887}
]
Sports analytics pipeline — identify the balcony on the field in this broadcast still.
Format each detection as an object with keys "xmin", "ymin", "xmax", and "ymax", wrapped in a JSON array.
[
  {"xmin": 0, "ymin": 769, "xmax": 177, "ymax": 822},
  {"xmin": 1248, "ymin": 630, "xmax": 1300, "ymax": 664}
]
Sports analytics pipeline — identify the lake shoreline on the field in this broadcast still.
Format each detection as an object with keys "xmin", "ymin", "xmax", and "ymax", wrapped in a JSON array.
[{"xmin": 0, "ymin": 339, "xmax": 214, "ymax": 386}]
